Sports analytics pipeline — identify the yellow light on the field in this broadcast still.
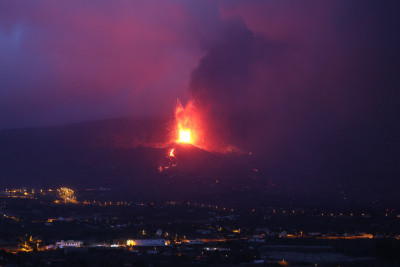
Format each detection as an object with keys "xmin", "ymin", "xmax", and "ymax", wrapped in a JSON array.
[
  {"xmin": 178, "ymin": 129, "xmax": 191, "ymax": 143},
  {"xmin": 127, "ymin": 240, "xmax": 136, "ymax": 246}
]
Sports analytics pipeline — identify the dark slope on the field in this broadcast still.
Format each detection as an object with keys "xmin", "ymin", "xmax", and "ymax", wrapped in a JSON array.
[
  {"xmin": 0, "ymin": 118, "xmax": 168, "ymax": 187},
  {"xmin": 0, "ymin": 118, "xmax": 397, "ymax": 207},
  {"xmin": 0, "ymin": 118, "xmax": 274, "ymax": 205}
]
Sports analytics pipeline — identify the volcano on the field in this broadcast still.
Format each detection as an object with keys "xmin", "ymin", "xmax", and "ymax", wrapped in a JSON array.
[
  {"xmin": 1, "ymin": 118, "xmax": 392, "ymax": 207},
  {"xmin": 0, "ymin": 118, "xmax": 276, "ymax": 205}
]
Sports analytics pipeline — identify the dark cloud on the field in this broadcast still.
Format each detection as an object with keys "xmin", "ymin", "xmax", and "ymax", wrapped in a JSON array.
[{"xmin": 188, "ymin": 1, "xmax": 400, "ymax": 194}]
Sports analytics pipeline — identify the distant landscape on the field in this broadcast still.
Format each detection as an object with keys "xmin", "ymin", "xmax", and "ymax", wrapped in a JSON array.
[{"xmin": 0, "ymin": 118, "xmax": 397, "ymax": 208}]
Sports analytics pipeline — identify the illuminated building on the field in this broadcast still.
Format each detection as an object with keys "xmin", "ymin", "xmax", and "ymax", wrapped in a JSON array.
[
  {"xmin": 55, "ymin": 240, "xmax": 83, "ymax": 248},
  {"xmin": 126, "ymin": 239, "xmax": 169, "ymax": 246}
]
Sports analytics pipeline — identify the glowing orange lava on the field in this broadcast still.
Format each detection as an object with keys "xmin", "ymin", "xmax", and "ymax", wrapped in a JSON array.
[
  {"xmin": 174, "ymin": 99, "xmax": 201, "ymax": 146},
  {"xmin": 178, "ymin": 129, "xmax": 191, "ymax": 143},
  {"xmin": 169, "ymin": 148, "xmax": 175, "ymax": 157}
]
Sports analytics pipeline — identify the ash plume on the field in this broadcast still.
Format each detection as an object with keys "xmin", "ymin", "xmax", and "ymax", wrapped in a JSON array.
[
  {"xmin": 188, "ymin": 19, "xmax": 305, "ymax": 154},
  {"xmin": 186, "ymin": 7, "xmax": 400, "ymax": 197}
]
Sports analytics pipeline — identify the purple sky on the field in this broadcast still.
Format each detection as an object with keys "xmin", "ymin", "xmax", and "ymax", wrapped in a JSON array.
[
  {"xmin": 0, "ymin": 0, "xmax": 398, "ymax": 132},
  {"xmin": 1, "ymin": 1, "xmax": 399, "ymax": 197}
]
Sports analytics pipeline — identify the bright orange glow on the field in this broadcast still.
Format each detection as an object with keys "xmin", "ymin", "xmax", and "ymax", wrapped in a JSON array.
[
  {"xmin": 127, "ymin": 240, "xmax": 136, "ymax": 246},
  {"xmin": 169, "ymin": 148, "xmax": 175, "ymax": 157},
  {"xmin": 174, "ymin": 99, "xmax": 202, "ymax": 146},
  {"xmin": 317, "ymin": 233, "xmax": 374, "ymax": 240}
]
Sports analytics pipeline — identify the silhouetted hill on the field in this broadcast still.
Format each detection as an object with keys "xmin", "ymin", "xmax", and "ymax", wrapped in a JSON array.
[
  {"xmin": 0, "ymin": 118, "xmax": 398, "ymax": 207},
  {"xmin": 0, "ymin": 118, "xmax": 274, "ymax": 205},
  {"xmin": 0, "ymin": 118, "xmax": 165, "ymax": 185}
]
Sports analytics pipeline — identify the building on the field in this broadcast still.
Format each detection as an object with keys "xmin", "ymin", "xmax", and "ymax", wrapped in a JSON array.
[
  {"xmin": 126, "ymin": 239, "xmax": 169, "ymax": 246},
  {"xmin": 55, "ymin": 240, "xmax": 83, "ymax": 248}
]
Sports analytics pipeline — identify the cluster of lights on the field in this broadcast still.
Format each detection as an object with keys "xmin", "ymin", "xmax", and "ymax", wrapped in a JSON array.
[
  {"xmin": 165, "ymin": 201, "xmax": 234, "ymax": 212},
  {"xmin": 57, "ymin": 187, "xmax": 77, "ymax": 203},
  {"xmin": 81, "ymin": 200, "xmax": 130, "ymax": 206}
]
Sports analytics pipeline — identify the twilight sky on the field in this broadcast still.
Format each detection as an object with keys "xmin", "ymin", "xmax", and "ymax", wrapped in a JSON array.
[
  {"xmin": 1, "ymin": 1, "xmax": 399, "ymax": 196},
  {"xmin": 1, "ymin": 0, "xmax": 397, "ymax": 130},
  {"xmin": 0, "ymin": 0, "xmax": 398, "ymax": 165}
]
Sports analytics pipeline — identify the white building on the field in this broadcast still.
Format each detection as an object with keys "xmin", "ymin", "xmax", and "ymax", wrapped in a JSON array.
[{"xmin": 55, "ymin": 240, "xmax": 83, "ymax": 248}]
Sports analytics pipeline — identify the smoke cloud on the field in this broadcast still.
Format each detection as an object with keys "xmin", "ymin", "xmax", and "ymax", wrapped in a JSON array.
[{"xmin": 187, "ymin": 1, "xmax": 400, "ymax": 193}]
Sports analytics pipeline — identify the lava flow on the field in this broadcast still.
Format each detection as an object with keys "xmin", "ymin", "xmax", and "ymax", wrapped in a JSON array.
[
  {"xmin": 158, "ymin": 148, "xmax": 177, "ymax": 172},
  {"xmin": 159, "ymin": 100, "xmax": 205, "ymax": 172}
]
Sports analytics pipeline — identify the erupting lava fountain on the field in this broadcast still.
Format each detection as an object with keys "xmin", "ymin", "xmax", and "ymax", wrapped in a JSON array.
[
  {"xmin": 174, "ymin": 99, "xmax": 204, "ymax": 148},
  {"xmin": 159, "ymin": 99, "xmax": 205, "ymax": 172}
]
